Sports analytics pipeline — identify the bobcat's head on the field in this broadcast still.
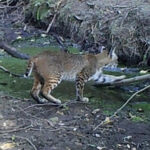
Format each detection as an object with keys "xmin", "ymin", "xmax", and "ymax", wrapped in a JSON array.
[{"xmin": 96, "ymin": 48, "xmax": 118, "ymax": 69}]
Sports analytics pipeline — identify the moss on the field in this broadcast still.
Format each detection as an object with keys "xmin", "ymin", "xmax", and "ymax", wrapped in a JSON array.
[
  {"xmin": 131, "ymin": 115, "xmax": 145, "ymax": 122},
  {"xmin": 132, "ymin": 103, "xmax": 150, "ymax": 118},
  {"xmin": 0, "ymin": 46, "xmax": 60, "ymax": 98},
  {"xmin": 67, "ymin": 47, "xmax": 80, "ymax": 54},
  {"xmin": 0, "ymin": 57, "xmax": 32, "ymax": 98},
  {"xmin": 103, "ymin": 110, "xmax": 113, "ymax": 116}
]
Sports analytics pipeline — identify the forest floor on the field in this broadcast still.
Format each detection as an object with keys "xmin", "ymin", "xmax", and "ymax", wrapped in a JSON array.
[
  {"xmin": 0, "ymin": 95, "xmax": 150, "ymax": 150},
  {"xmin": 0, "ymin": 2, "xmax": 150, "ymax": 150}
]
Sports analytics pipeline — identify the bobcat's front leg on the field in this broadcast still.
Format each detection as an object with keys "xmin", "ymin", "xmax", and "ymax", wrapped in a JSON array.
[{"xmin": 75, "ymin": 70, "xmax": 89, "ymax": 102}]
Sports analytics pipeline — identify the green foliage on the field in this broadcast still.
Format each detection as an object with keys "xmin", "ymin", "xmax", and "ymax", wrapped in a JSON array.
[
  {"xmin": 0, "ymin": 57, "xmax": 32, "ymax": 98},
  {"xmin": 30, "ymin": 0, "xmax": 59, "ymax": 21},
  {"xmin": 30, "ymin": 0, "xmax": 54, "ymax": 7},
  {"xmin": 36, "ymin": 4, "xmax": 50, "ymax": 21},
  {"xmin": 131, "ymin": 116, "xmax": 145, "ymax": 122},
  {"xmin": 129, "ymin": 113, "xmax": 145, "ymax": 122},
  {"xmin": 0, "ymin": 46, "xmax": 60, "ymax": 98},
  {"xmin": 68, "ymin": 47, "xmax": 80, "ymax": 54},
  {"xmin": 133, "ymin": 102, "xmax": 150, "ymax": 113}
]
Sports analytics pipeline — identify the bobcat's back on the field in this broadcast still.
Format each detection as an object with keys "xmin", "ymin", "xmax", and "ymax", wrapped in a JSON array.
[{"xmin": 26, "ymin": 51, "xmax": 88, "ymax": 80}]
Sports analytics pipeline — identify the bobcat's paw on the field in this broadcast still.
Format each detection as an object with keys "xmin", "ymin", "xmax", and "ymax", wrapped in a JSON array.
[
  {"xmin": 54, "ymin": 99, "xmax": 62, "ymax": 104},
  {"xmin": 75, "ymin": 97, "xmax": 89, "ymax": 103},
  {"xmin": 39, "ymin": 98, "xmax": 48, "ymax": 104},
  {"xmin": 82, "ymin": 97, "xmax": 89, "ymax": 103}
]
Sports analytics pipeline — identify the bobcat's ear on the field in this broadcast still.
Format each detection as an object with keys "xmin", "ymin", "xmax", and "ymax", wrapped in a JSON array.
[{"xmin": 99, "ymin": 46, "xmax": 106, "ymax": 53}]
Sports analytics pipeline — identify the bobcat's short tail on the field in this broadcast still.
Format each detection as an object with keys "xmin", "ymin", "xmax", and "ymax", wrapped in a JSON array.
[{"xmin": 24, "ymin": 60, "xmax": 34, "ymax": 78}]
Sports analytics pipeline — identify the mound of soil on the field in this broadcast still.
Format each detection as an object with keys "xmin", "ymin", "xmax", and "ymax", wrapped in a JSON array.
[
  {"xmin": 0, "ymin": 95, "xmax": 150, "ymax": 150},
  {"xmin": 25, "ymin": 0, "xmax": 150, "ymax": 65}
]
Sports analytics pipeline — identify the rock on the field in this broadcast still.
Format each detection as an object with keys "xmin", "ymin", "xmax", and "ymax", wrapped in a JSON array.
[
  {"xmin": 95, "ymin": 133, "xmax": 101, "ymax": 138},
  {"xmin": 49, "ymin": 117, "xmax": 59, "ymax": 125}
]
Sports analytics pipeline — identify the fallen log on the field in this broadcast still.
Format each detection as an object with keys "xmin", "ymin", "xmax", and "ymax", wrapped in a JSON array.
[
  {"xmin": 0, "ymin": 41, "xmax": 30, "ymax": 59},
  {"xmin": 94, "ymin": 74, "xmax": 150, "ymax": 87}
]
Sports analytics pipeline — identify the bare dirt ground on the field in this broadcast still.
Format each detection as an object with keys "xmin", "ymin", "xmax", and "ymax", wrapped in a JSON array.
[
  {"xmin": 0, "ymin": 95, "xmax": 150, "ymax": 150},
  {"xmin": 0, "ymin": 2, "xmax": 150, "ymax": 150}
]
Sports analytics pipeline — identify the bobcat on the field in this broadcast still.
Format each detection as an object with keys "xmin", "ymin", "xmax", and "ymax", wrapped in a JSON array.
[{"xmin": 24, "ymin": 49, "xmax": 118, "ymax": 104}]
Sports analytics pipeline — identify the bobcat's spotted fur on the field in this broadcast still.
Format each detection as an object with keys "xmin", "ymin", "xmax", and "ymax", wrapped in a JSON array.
[{"xmin": 24, "ymin": 49, "xmax": 118, "ymax": 104}]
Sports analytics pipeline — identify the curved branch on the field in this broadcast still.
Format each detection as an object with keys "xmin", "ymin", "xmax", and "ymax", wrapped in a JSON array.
[
  {"xmin": 0, "ymin": 65, "xmax": 24, "ymax": 77},
  {"xmin": 0, "ymin": 41, "xmax": 30, "ymax": 59},
  {"xmin": 93, "ymin": 84, "xmax": 150, "ymax": 131}
]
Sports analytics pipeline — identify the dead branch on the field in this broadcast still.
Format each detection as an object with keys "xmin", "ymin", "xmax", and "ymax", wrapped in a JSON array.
[
  {"xmin": 0, "ymin": 41, "xmax": 30, "ymax": 59},
  {"xmin": 46, "ymin": 14, "xmax": 57, "ymax": 33},
  {"xmin": 93, "ymin": 84, "xmax": 150, "ymax": 131},
  {"xmin": 23, "ymin": 102, "xmax": 62, "ymax": 110},
  {"xmin": 0, "ymin": 125, "xmax": 31, "ymax": 134},
  {"xmin": 94, "ymin": 74, "xmax": 150, "ymax": 87},
  {"xmin": 110, "ymin": 84, "xmax": 150, "ymax": 118},
  {"xmin": 46, "ymin": 0, "xmax": 64, "ymax": 33},
  {"xmin": 24, "ymin": 100, "xmax": 86, "ymax": 110},
  {"xmin": 16, "ymin": 105, "xmax": 57, "ymax": 128},
  {"xmin": 0, "ymin": 2, "xmax": 23, "ymax": 9},
  {"xmin": 0, "ymin": 65, "xmax": 24, "ymax": 77}
]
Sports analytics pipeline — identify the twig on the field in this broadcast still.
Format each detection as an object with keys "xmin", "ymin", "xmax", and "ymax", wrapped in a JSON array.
[
  {"xmin": 46, "ymin": 14, "xmax": 57, "ymax": 33},
  {"xmin": 2, "ymin": 135, "xmax": 37, "ymax": 150},
  {"xmin": 0, "ymin": 1, "xmax": 24, "ymax": 9},
  {"xmin": 0, "ymin": 125, "xmax": 31, "ymax": 134},
  {"xmin": 24, "ymin": 102, "xmax": 62, "ymax": 110},
  {"xmin": 93, "ymin": 84, "xmax": 150, "ymax": 131},
  {"xmin": 0, "ymin": 4, "xmax": 19, "ymax": 9},
  {"xmin": 46, "ymin": 0, "xmax": 64, "ymax": 33},
  {"xmin": 112, "ymin": 5, "xmax": 128, "ymax": 8},
  {"xmin": 0, "ymin": 65, "xmax": 24, "ymax": 77},
  {"xmin": 16, "ymin": 105, "xmax": 58, "ymax": 128},
  {"xmin": 120, "ymin": 11, "xmax": 129, "ymax": 27},
  {"xmin": 24, "ymin": 100, "xmax": 86, "ymax": 110}
]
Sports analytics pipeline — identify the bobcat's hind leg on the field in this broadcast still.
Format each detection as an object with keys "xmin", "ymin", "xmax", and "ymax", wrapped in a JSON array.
[
  {"xmin": 42, "ymin": 75, "xmax": 62, "ymax": 104},
  {"xmin": 31, "ymin": 75, "xmax": 47, "ymax": 104}
]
